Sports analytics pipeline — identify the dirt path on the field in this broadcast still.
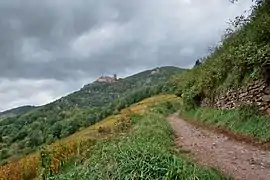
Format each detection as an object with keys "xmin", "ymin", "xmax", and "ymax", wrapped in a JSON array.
[{"xmin": 167, "ymin": 114, "xmax": 270, "ymax": 180}]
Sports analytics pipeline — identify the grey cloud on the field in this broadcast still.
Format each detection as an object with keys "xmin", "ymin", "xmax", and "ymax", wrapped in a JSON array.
[
  {"xmin": 0, "ymin": 0, "xmax": 253, "ymax": 110},
  {"xmin": 0, "ymin": 0, "xmax": 253, "ymax": 80}
]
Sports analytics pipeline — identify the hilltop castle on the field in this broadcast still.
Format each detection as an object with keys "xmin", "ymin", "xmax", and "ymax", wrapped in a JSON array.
[{"xmin": 96, "ymin": 74, "xmax": 117, "ymax": 83}]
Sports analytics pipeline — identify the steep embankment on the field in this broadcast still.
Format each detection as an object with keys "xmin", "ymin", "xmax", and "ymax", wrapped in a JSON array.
[
  {"xmin": 164, "ymin": 2, "xmax": 270, "ymax": 179},
  {"xmin": 172, "ymin": 1, "xmax": 270, "ymax": 111},
  {"xmin": 171, "ymin": 1, "xmax": 270, "ymax": 140},
  {"xmin": 163, "ymin": 2, "xmax": 270, "ymax": 179}
]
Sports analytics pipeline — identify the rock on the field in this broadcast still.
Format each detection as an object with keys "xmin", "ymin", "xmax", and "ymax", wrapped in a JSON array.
[
  {"xmin": 239, "ymin": 92, "xmax": 248, "ymax": 98},
  {"xmin": 264, "ymin": 86, "xmax": 270, "ymax": 94},
  {"xmin": 255, "ymin": 97, "xmax": 263, "ymax": 101},
  {"xmin": 249, "ymin": 158, "xmax": 256, "ymax": 165},
  {"xmin": 263, "ymin": 95, "xmax": 270, "ymax": 102},
  {"xmin": 249, "ymin": 83, "xmax": 260, "ymax": 90},
  {"xmin": 259, "ymin": 85, "xmax": 266, "ymax": 91},
  {"xmin": 267, "ymin": 108, "xmax": 270, "ymax": 115},
  {"xmin": 250, "ymin": 88, "xmax": 259, "ymax": 94}
]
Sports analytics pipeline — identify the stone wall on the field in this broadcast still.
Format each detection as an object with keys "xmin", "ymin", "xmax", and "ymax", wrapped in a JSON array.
[{"xmin": 202, "ymin": 80, "xmax": 270, "ymax": 115}]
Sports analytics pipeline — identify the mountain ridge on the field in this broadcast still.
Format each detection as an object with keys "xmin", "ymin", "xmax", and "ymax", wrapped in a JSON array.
[{"xmin": 1, "ymin": 66, "xmax": 181, "ymax": 114}]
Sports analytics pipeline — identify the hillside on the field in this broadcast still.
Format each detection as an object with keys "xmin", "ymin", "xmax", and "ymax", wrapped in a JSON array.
[
  {"xmin": 65, "ymin": 66, "xmax": 182, "ymax": 108},
  {"xmin": 170, "ymin": 1, "xmax": 270, "ymax": 143},
  {"xmin": 0, "ymin": 66, "xmax": 184, "ymax": 164},
  {"xmin": 172, "ymin": 1, "xmax": 270, "ymax": 111},
  {"xmin": 0, "ymin": 95, "xmax": 227, "ymax": 180},
  {"xmin": 0, "ymin": 106, "xmax": 36, "ymax": 118}
]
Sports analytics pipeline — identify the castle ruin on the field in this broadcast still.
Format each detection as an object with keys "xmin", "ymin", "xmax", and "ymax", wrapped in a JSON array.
[{"xmin": 96, "ymin": 74, "xmax": 118, "ymax": 83}]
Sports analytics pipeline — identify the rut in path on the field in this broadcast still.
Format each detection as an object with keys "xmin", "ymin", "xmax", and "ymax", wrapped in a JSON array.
[{"xmin": 167, "ymin": 114, "xmax": 270, "ymax": 180}]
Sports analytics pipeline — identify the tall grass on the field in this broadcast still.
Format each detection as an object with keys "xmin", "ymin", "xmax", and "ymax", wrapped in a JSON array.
[
  {"xmin": 50, "ymin": 106, "xmax": 228, "ymax": 180},
  {"xmin": 182, "ymin": 107, "xmax": 270, "ymax": 142}
]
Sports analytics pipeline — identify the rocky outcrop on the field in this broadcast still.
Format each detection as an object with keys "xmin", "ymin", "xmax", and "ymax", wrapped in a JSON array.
[{"xmin": 202, "ymin": 80, "xmax": 270, "ymax": 115}]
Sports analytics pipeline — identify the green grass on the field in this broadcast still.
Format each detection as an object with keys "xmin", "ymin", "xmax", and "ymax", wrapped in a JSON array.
[
  {"xmin": 182, "ymin": 107, "xmax": 270, "ymax": 142},
  {"xmin": 49, "ymin": 106, "xmax": 228, "ymax": 180}
]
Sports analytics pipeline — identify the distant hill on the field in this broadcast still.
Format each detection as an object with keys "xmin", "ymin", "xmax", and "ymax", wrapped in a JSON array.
[
  {"xmin": 0, "ymin": 106, "xmax": 36, "ymax": 118},
  {"xmin": 64, "ymin": 66, "xmax": 183, "ymax": 109},
  {"xmin": 0, "ymin": 66, "xmax": 185, "ymax": 163}
]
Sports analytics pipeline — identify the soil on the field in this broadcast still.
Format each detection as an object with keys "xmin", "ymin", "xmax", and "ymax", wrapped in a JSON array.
[{"xmin": 167, "ymin": 114, "xmax": 270, "ymax": 180}]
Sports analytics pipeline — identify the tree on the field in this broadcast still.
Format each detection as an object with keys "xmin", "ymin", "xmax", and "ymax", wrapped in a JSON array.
[
  {"xmin": 194, "ymin": 59, "xmax": 202, "ymax": 68},
  {"xmin": 28, "ymin": 130, "xmax": 44, "ymax": 147},
  {"xmin": 52, "ymin": 123, "xmax": 62, "ymax": 139}
]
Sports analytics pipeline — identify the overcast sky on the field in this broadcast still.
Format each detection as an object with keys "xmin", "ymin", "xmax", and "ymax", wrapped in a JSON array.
[{"xmin": 0, "ymin": 0, "xmax": 253, "ymax": 111}]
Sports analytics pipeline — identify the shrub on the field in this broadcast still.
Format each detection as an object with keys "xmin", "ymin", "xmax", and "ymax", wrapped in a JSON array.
[{"xmin": 237, "ymin": 104, "xmax": 260, "ymax": 120}]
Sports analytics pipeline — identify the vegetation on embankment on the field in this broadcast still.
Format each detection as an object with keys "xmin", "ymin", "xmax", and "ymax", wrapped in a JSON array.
[
  {"xmin": 50, "ymin": 104, "xmax": 228, "ymax": 180},
  {"xmin": 172, "ymin": 0, "xmax": 270, "ymax": 110},
  {"xmin": 180, "ymin": 105, "xmax": 270, "ymax": 143},
  {"xmin": 171, "ymin": 0, "xmax": 270, "ymax": 145}
]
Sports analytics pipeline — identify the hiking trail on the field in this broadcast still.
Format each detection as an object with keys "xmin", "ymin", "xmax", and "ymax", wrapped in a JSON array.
[{"xmin": 167, "ymin": 114, "xmax": 270, "ymax": 180}]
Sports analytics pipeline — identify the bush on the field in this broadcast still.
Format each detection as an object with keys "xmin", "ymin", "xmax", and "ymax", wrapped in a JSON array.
[
  {"xmin": 237, "ymin": 104, "xmax": 260, "ymax": 120},
  {"xmin": 0, "ymin": 149, "xmax": 10, "ymax": 160}
]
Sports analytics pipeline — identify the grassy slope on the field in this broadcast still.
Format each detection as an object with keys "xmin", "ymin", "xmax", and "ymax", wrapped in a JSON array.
[
  {"xmin": 0, "ymin": 95, "xmax": 180, "ymax": 179},
  {"xmin": 50, "ymin": 102, "xmax": 227, "ymax": 180},
  {"xmin": 181, "ymin": 107, "xmax": 270, "ymax": 142}
]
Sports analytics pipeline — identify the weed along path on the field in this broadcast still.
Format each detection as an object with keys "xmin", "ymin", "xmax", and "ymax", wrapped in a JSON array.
[{"xmin": 167, "ymin": 114, "xmax": 270, "ymax": 180}]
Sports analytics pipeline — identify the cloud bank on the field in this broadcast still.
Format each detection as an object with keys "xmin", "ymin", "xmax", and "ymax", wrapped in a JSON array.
[{"xmin": 0, "ymin": 0, "xmax": 253, "ymax": 111}]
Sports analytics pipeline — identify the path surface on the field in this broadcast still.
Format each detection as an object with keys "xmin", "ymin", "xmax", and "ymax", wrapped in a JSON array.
[{"xmin": 167, "ymin": 114, "xmax": 270, "ymax": 180}]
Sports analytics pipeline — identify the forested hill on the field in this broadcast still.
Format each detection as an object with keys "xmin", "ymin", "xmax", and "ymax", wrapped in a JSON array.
[
  {"xmin": 64, "ymin": 66, "xmax": 183, "ymax": 109},
  {"xmin": 0, "ymin": 106, "xmax": 36, "ymax": 118},
  {"xmin": 0, "ymin": 66, "xmax": 184, "ymax": 163}
]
